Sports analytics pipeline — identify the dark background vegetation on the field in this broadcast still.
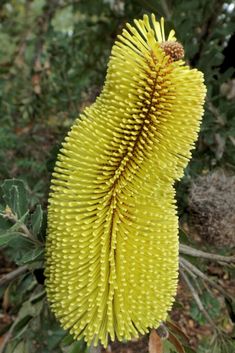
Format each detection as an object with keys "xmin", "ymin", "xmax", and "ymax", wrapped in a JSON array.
[{"xmin": 0, "ymin": 1, "xmax": 234, "ymax": 353}]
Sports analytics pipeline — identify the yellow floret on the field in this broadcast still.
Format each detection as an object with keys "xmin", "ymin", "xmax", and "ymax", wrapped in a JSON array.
[{"xmin": 45, "ymin": 13, "xmax": 206, "ymax": 347}]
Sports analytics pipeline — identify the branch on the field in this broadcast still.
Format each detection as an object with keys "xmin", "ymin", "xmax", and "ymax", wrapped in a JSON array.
[
  {"xmin": 191, "ymin": 0, "xmax": 224, "ymax": 65},
  {"xmin": 13, "ymin": 0, "xmax": 32, "ymax": 67},
  {"xmin": 160, "ymin": 0, "xmax": 172, "ymax": 20},
  {"xmin": 34, "ymin": 0, "xmax": 60, "ymax": 60},
  {"xmin": 179, "ymin": 244, "xmax": 235, "ymax": 264},
  {"xmin": 179, "ymin": 257, "xmax": 197, "ymax": 279},
  {"xmin": 180, "ymin": 268, "xmax": 218, "ymax": 330},
  {"xmin": 0, "ymin": 266, "xmax": 28, "ymax": 287},
  {"xmin": 179, "ymin": 257, "xmax": 231, "ymax": 299},
  {"xmin": 0, "ymin": 331, "xmax": 11, "ymax": 353},
  {"xmin": 207, "ymin": 100, "xmax": 225, "ymax": 126}
]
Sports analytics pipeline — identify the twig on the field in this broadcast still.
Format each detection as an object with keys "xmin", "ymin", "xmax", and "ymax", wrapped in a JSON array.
[
  {"xmin": 160, "ymin": 0, "xmax": 172, "ymax": 20},
  {"xmin": 179, "ymin": 244, "xmax": 235, "ymax": 264},
  {"xmin": 0, "ymin": 266, "xmax": 28, "ymax": 287},
  {"xmin": 0, "ymin": 331, "xmax": 11, "ymax": 353},
  {"xmin": 33, "ymin": 0, "xmax": 60, "ymax": 67},
  {"xmin": 13, "ymin": 0, "xmax": 32, "ymax": 68},
  {"xmin": 191, "ymin": 0, "xmax": 224, "ymax": 66},
  {"xmin": 135, "ymin": 0, "xmax": 158, "ymax": 13},
  {"xmin": 180, "ymin": 257, "xmax": 204, "ymax": 296},
  {"xmin": 179, "ymin": 257, "xmax": 230, "ymax": 299},
  {"xmin": 207, "ymin": 100, "xmax": 225, "ymax": 126},
  {"xmin": 180, "ymin": 268, "xmax": 218, "ymax": 330},
  {"xmin": 179, "ymin": 258, "xmax": 197, "ymax": 279}
]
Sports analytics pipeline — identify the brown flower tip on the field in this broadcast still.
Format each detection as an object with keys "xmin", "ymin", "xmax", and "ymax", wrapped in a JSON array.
[{"xmin": 160, "ymin": 41, "xmax": 184, "ymax": 62}]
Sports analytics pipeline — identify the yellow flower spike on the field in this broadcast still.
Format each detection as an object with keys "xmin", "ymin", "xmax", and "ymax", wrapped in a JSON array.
[{"xmin": 45, "ymin": 14, "xmax": 206, "ymax": 347}]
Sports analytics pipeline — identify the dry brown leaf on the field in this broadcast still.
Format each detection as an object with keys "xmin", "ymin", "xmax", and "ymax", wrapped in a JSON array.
[
  {"xmin": 3, "ymin": 286, "xmax": 10, "ymax": 312},
  {"xmin": 166, "ymin": 320, "xmax": 189, "ymax": 344},
  {"xmin": 168, "ymin": 332, "xmax": 185, "ymax": 353},
  {"xmin": 32, "ymin": 73, "xmax": 41, "ymax": 95},
  {"xmin": 148, "ymin": 329, "xmax": 163, "ymax": 353}
]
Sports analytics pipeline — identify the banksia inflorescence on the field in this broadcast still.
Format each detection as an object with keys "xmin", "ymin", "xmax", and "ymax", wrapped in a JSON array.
[{"xmin": 45, "ymin": 14, "xmax": 206, "ymax": 347}]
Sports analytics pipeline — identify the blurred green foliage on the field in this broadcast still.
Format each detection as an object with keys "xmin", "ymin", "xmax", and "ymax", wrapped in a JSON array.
[
  {"xmin": 0, "ymin": 0, "xmax": 234, "ymax": 195},
  {"xmin": 0, "ymin": 0, "xmax": 235, "ymax": 352}
]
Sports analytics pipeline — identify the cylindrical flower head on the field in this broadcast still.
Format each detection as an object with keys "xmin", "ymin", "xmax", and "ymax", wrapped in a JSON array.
[{"xmin": 45, "ymin": 14, "xmax": 206, "ymax": 347}]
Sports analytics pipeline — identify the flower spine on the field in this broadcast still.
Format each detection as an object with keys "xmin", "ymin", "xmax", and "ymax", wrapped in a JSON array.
[{"xmin": 45, "ymin": 14, "xmax": 206, "ymax": 347}]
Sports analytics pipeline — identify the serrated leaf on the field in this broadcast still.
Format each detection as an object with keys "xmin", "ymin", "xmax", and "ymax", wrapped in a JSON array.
[
  {"xmin": 31, "ymin": 204, "xmax": 43, "ymax": 236},
  {"xmin": 1, "ymin": 179, "xmax": 28, "ymax": 219}
]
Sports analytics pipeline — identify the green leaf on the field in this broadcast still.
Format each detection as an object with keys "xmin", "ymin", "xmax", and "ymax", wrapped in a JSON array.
[
  {"xmin": 12, "ymin": 315, "xmax": 32, "ymax": 339},
  {"xmin": 0, "ymin": 205, "xmax": 11, "ymax": 231},
  {"xmin": 8, "ymin": 211, "xmax": 29, "ymax": 232},
  {"xmin": 68, "ymin": 340, "xmax": 87, "ymax": 353},
  {"xmin": 52, "ymin": 5, "xmax": 75, "ymax": 33},
  {"xmin": 62, "ymin": 333, "xmax": 75, "ymax": 346},
  {"xmin": 20, "ymin": 246, "xmax": 44, "ymax": 264},
  {"xmin": 168, "ymin": 332, "xmax": 186, "ymax": 353},
  {"xmin": 167, "ymin": 321, "xmax": 189, "ymax": 345},
  {"xmin": 11, "ymin": 299, "xmax": 44, "ymax": 338},
  {"xmin": 31, "ymin": 204, "xmax": 43, "ymax": 236},
  {"xmin": 0, "ymin": 32, "xmax": 17, "ymax": 64},
  {"xmin": 3, "ymin": 233, "xmax": 36, "ymax": 264},
  {"xmin": 30, "ymin": 290, "xmax": 46, "ymax": 303},
  {"xmin": 47, "ymin": 329, "xmax": 68, "ymax": 350},
  {"xmin": 163, "ymin": 339, "xmax": 178, "ymax": 353},
  {"xmin": 1, "ymin": 179, "xmax": 28, "ymax": 218},
  {"xmin": 12, "ymin": 341, "xmax": 30, "ymax": 353},
  {"xmin": 190, "ymin": 290, "xmax": 221, "ymax": 325},
  {"xmin": 0, "ymin": 231, "xmax": 23, "ymax": 246},
  {"xmin": 184, "ymin": 347, "xmax": 197, "ymax": 353}
]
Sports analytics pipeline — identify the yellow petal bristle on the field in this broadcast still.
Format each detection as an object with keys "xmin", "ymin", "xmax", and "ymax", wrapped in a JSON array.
[{"xmin": 45, "ymin": 13, "xmax": 206, "ymax": 347}]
